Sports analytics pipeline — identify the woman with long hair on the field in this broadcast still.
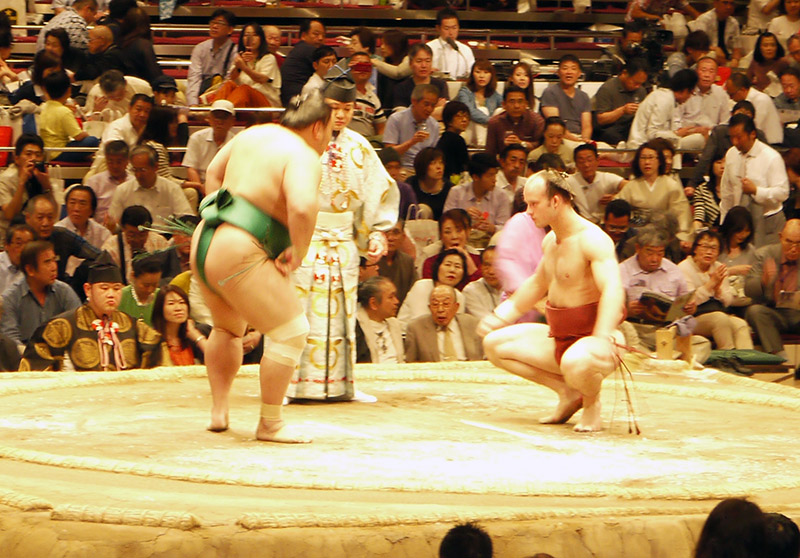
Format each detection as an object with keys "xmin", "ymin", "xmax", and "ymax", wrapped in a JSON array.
[
  {"xmin": 214, "ymin": 22, "xmax": 281, "ymax": 108},
  {"xmin": 152, "ymin": 285, "xmax": 209, "ymax": 366},
  {"xmin": 508, "ymin": 61, "xmax": 537, "ymax": 111},
  {"xmin": 718, "ymin": 206, "xmax": 757, "ymax": 312},
  {"xmin": 119, "ymin": 7, "xmax": 163, "ymax": 84},
  {"xmin": 692, "ymin": 153, "xmax": 725, "ymax": 230},
  {"xmin": 747, "ymin": 32, "xmax": 787, "ymax": 92},
  {"xmin": 373, "ymin": 29, "xmax": 411, "ymax": 110},
  {"xmin": 44, "ymin": 28, "xmax": 80, "ymax": 73},
  {"xmin": 456, "ymin": 60, "xmax": 503, "ymax": 146}
]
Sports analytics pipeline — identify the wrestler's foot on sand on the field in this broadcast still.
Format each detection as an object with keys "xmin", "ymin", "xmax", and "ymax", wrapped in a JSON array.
[
  {"xmin": 539, "ymin": 393, "xmax": 583, "ymax": 425},
  {"xmin": 256, "ymin": 419, "xmax": 312, "ymax": 444},
  {"xmin": 207, "ymin": 409, "xmax": 229, "ymax": 432},
  {"xmin": 573, "ymin": 404, "xmax": 603, "ymax": 433}
]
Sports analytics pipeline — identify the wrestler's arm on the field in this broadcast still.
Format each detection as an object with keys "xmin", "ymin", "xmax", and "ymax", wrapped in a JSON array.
[
  {"xmin": 586, "ymin": 229, "xmax": 625, "ymax": 338},
  {"xmin": 280, "ymin": 150, "xmax": 321, "ymax": 270},
  {"xmin": 203, "ymin": 138, "xmax": 236, "ymax": 195}
]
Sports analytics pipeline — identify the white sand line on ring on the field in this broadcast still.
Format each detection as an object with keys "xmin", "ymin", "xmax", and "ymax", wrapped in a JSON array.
[
  {"xmin": 301, "ymin": 421, "xmax": 379, "ymax": 439},
  {"xmin": 460, "ymin": 420, "xmax": 543, "ymax": 441}
]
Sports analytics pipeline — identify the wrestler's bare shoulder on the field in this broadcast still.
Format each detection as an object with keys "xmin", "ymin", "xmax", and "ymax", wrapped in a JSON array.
[
  {"xmin": 576, "ymin": 220, "xmax": 616, "ymax": 258},
  {"xmin": 228, "ymin": 124, "xmax": 315, "ymax": 161}
]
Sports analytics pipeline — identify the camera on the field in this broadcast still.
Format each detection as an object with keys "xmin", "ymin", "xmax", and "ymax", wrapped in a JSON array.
[
  {"xmin": 34, "ymin": 161, "xmax": 47, "ymax": 173},
  {"xmin": 588, "ymin": 21, "xmax": 673, "ymax": 82}
]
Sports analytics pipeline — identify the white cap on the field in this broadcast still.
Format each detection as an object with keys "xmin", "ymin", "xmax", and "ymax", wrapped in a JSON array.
[{"xmin": 209, "ymin": 99, "xmax": 235, "ymax": 115}]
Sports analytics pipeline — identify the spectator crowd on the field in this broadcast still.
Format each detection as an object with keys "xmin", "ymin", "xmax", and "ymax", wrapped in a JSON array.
[{"xmin": 0, "ymin": 3, "xmax": 796, "ymax": 375}]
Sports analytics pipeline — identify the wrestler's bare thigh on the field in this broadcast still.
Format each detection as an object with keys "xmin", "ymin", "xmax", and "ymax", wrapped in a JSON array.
[
  {"xmin": 190, "ymin": 223, "xmax": 303, "ymax": 335},
  {"xmin": 560, "ymin": 331, "xmax": 624, "ymax": 377},
  {"xmin": 486, "ymin": 323, "xmax": 561, "ymax": 375}
]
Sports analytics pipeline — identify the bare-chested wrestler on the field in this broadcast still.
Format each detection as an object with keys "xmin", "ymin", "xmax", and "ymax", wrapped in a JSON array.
[
  {"xmin": 189, "ymin": 90, "xmax": 333, "ymax": 443},
  {"xmin": 479, "ymin": 169, "xmax": 626, "ymax": 432}
]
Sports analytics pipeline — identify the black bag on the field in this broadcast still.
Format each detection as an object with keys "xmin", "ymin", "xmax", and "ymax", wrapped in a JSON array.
[
  {"xmin": 695, "ymin": 298, "xmax": 726, "ymax": 316},
  {"xmin": 199, "ymin": 43, "xmax": 235, "ymax": 98}
]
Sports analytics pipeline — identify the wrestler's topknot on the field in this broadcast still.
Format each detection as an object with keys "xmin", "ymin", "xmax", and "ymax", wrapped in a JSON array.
[
  {"xmin": 281, "ymin": 89, "xmax": 331, "ymax": 130},
  {"xmin": 543, "ymin": 168, "xmax": 575, "ymax": 204}
]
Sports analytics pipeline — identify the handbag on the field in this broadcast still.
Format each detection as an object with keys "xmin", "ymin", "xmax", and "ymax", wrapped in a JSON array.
[
  {"xmin": 403, "ymin": 204, "xmax": 438, "ymax": 267},
  {"xmin": 199, "ymin": 42, "xmax": 235, "ymax": 99}
]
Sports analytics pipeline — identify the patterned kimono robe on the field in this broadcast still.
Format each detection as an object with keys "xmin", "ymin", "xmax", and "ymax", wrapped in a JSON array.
[
  {"xmin": 289, "ymin": 127, "xmax": 399, "ymax": 400},
  {"xmin": 19, "ymin": 305, "xmax": 163, "ymax": 371}
]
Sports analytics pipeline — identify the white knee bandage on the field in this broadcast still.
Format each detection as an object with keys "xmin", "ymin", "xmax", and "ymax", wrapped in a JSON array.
[{"xmin": 264, "ymin": 314, "xmax": 309, "ymax": 367}]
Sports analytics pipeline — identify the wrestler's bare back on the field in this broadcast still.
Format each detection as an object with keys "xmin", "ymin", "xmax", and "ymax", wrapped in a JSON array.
[
  {"xmin": 204, "ymin": 123, "xmax": 321, "ymax": 231},
  {"xmin": 539, "ymin": 220, "xmax": 611, "ymax": 309}
]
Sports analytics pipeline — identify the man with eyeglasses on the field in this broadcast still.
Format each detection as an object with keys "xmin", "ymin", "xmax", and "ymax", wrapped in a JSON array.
[
  {"xmin": 187, "ymin": 9, "xmax": 236, "ymax": 106},
  {"xmin": 602, "ymin": 199, "xmax": 636, "ymax": 261},
  {"xmin": 784, "ymin": 35, "xmax": 800, "ymax": 69},
  {"xmin": 744, "ymin": 219, "xmax": 800, "ymax": 358}
]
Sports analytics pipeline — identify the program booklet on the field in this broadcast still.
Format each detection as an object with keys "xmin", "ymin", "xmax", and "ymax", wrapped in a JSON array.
[{"xmin": 638, "ymin": 290, "xmax": 695, "ymax": 324}]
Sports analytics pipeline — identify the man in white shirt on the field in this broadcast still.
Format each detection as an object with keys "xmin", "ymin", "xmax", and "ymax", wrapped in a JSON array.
[
  {"xmin": 567, "ymin": 143, "xmax": 626, "ymax": 224},
  {"xmin": 720, "ymin": 113, "xmax": 789, "ymax": 247},
  {"xmin": 89, "ymin": 93, "xmax": 153, "ymax": 176},
  {"xmin": 677, "ymin": 56, "xmax": 730, "ymax": 130},
  {"xmin": 55, "ymin": 185, "xmax": 111, "ymax": 276},
  {"xmin": 463, "ymin": 247, "xmax": 502, "ymax": 320},
  {"xmin": 724, "ymin": 72, "xmax": 784, "ymax": 144},
  {"xmin": 426, "ymin": 8, "xmax": 475, "ymax": 80},
  {"xmin": 355, "ymin": 277, "xmax": 403, "ymax": 364},
  {"xmin": 496, "ymin": 143, "xmax": 527, "ymax": 206},
  {"xmin": 405, "ymin": 284, "xmax": 482, "ymax": 362},
  {"xmin": 628, "ymin": 69, "xmax": 706, "ymax": 150},
  {"xmin": 182, "ymin": 100, "xmax": 236, "ymax": 186},
  {"xmin": 688, "ymin": 0, "xmax": 742, "ymax": 67},
  {"xmin": 300, "ymin": 46, "xmax": 337, "ymax": 96},
  {"xmin": 84, "ymin": 140, "xmax": 132, "ymax": 226},
  {"xmin": 109, "ymin": 145, "xmax": 195, "ymax": 228},
  {"xmin": 83, "ymin": 70, "xmax": 152, "ymax": 123}
]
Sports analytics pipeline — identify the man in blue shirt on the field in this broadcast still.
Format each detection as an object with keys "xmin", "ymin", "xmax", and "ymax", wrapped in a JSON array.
[
  {"xmin": 383, "ymin": 84, "xmax": 440, "ymax": 169},
  {"xmin": 1, "ymin": 240, "xmax": 80, "ymax": 348}
]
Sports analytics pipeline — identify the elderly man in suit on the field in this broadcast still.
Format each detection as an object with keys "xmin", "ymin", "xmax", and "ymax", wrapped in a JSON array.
[
  {"xmin": 356, "ymin": 277, "xmax": 404, "ymax": 364},
  {"xmin": 744, "ymin": 219, "xmax": 800, "ymax": 358},
  {"xmin": 405, "ymin": 284, "xmax": 482, "ymax": 362}
]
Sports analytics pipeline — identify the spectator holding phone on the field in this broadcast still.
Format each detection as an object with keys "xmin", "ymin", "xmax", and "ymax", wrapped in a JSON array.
[{"xmin": 0, "ymin": 134, "xmax": 53, "ymax": 248}]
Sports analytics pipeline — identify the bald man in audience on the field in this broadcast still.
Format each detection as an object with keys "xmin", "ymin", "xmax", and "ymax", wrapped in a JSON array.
[
  {"xmin": 74, "ymin": 25, "xmax": 125, "ymax": 81},
  {"xmin": 405, "ymin": 284, "xmax": 482, "ymax": 363}
]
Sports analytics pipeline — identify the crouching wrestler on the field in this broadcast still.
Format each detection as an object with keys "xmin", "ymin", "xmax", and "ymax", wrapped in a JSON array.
[
  {"xmin": 479, "ymin": 169, "xmax": 626, "ymax": 432},
  {"xmin": 190, "ymin": 89, "xmax": 333, "ymax": 443},
  {"xmin": 19, "ymin": 253, "xmax": 163, "ymax": 371}
]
